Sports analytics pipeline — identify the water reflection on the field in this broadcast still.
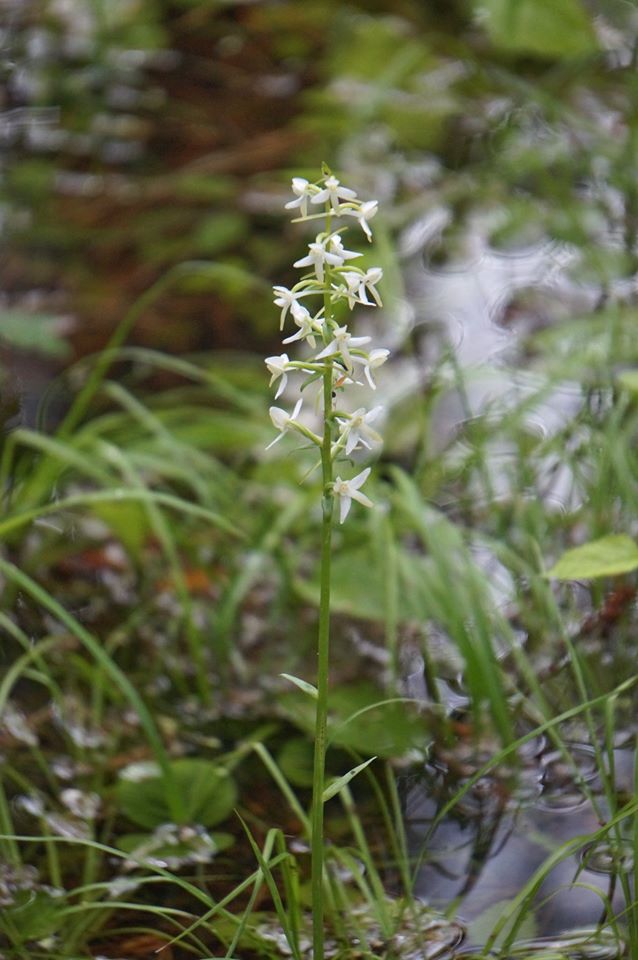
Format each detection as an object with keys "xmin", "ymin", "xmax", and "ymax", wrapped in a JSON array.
[
  {"xmin": 405, "ymin": 748, "xmax": 634, "ymax": 944},
  {"xmin": 398, "ymin": 211, "xmax": 596, "ymax": 511}
]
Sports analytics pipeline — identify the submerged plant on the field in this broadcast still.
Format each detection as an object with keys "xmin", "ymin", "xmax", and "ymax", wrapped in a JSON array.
[{"xmin": 266, "ymin": 165, "xmax": 389, "ymax": 959}]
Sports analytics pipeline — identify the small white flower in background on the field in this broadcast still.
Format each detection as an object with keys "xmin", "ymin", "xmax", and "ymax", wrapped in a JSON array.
[
  {"xmin": 336, "ymin": 406, "xmax": 384, "ymax": 456},
  {"xmin": 60, "ymin": 788, "xmax": 101, "ymax": 820},
  {"xmin": 267, "ymin": 397, "xmax": 303, "ymax": 449},
  {"xmin": 311, "ymin": 175, "xmax": 357, "ymax": 213},
  {"xmin": 353, "ymin": 348, "xmax": 390, "ymax": 390},
  {"xmin": 285, "ymin": 177, "xmax": 317, "ymax": 218},
  {"xmin": 333, "ymin": 468, "xmax": 374, "ymax": 523},
  {"xmin": 265, "ymin": 353, "xmax": 290, "ymax": 399},
  {"xmin": 316, "ymin": 325, "xmax": 371, "ymax": 372}
]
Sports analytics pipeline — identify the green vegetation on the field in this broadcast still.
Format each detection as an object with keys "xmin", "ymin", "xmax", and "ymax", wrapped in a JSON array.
[{"xmin": 2, "ymin": 0, "xmax": 638, "ymax": 958}]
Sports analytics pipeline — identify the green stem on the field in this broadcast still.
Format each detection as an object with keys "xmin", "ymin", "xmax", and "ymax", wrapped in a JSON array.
[{"xmin": 311, "ymin": 356, "xmax": 334, "ymax": 960}]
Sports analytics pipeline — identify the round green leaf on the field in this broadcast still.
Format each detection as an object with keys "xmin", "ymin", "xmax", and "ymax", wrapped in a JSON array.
[{"xmin": 116, "ymin": 758, "xmax": 237, "ymax": 828}]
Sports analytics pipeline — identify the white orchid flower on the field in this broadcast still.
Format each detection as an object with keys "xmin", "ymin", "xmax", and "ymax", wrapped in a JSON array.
[
  {"xmin": 332, "ymin": 468, "xmax": 373, "ymax": 523},
  {"xmin": 353, "ymin": 348, "xmax": 390, "ymax": 390},
  {"xmin": 282, "ymin": 301, "xmax": 323, "ymax": 348},
  {"xmin": 336, "ymin": 406, "xmax": 384, "ymax": 455},
  {"xmin": 344, "ymin": 200, "xmax": 378, "ymax": 241},
  {"xmin": 285, "ymin": 177, "xmax": 318, "ymax": 219},
  {"xmin": 332, "ymin": 270, "xmax": 369, "ymax": 310},
  {"xmin": 315, "ymin": 325, "xmax": 371, "ymax": 372},
  {"xmin": 266, "ymin": 397, "xmax": 303, "ymax": 450},
  {"xmin": 311, "ymin": 175, "xmax": 358, "ymax": 213},
  {"xmin": 360, "ymin": 267, "xmax": 383, "ymax": 307},
  {"xmin": 327, "ymin": 234, "xmax": 361, "ymax": 264},
  {"xmin": 272, "ymin": 285, "xmax": 316, "ymax": 330},
  {"xmin": 294, "ymin": 240, "xmax": 344, "ymax": 284},
  {"xmin": 265, "ymin": 353, "xmax": 290, "ymax": 399}
]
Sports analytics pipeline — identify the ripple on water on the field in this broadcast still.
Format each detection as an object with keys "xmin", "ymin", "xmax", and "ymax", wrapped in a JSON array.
[
  {"xmin": 579, "ymin": 839, "xmax": 634, "ymax": 876},
  {"xmin": 455, "ymin": 928, "xmax": 624, "ymax": 960},
  {"xmin": 537, "ymin": 744, "xmax": 599, "ymax": 811}
]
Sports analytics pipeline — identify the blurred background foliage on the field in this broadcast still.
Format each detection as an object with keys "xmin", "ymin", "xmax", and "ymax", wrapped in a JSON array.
[{"xmin": 3, "ymin": 0, "xmax": 638, "ymax": 368}]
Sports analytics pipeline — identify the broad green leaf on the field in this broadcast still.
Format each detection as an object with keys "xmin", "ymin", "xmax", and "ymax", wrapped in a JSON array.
[
  {"xmin": 116, "ymin": 758, "xmax": 237, "ymax": 828},
  {"xmin": 547, "ymin": 535, "xmax": 638, "ymax": 580},
  {"xmin": 280, "ymin": 673, "xmax": 317, "ymax": 698},
  {"xmin": 476, "ymin": 0, "xmax": 598, "ymax": 58},
  {"xmin": 323, "ymin": 756, "xmax": 377, "ymax": 802},
  {"xmin": 3, "ymin": 890, "xmax": 67, "ymax": 940}
]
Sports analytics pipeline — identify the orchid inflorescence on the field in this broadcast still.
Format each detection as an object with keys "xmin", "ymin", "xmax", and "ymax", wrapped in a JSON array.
[{"xmin": 265, "ymin": 169, "xmax": 389, "ymax": 523}]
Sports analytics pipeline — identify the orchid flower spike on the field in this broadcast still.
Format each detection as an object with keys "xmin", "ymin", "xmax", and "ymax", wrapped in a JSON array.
[
  {"xmin": 270, "ymin": 170, "xmax": 389, "ymax": 523},
  {"xmin": 333, "ymin": 468, "xmax": 373, "ymax": 523}
]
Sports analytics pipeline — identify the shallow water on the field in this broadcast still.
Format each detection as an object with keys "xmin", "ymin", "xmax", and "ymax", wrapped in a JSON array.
[{"xmin": 404, "ymin": 743, "xmax": 634, "ymax": 946}]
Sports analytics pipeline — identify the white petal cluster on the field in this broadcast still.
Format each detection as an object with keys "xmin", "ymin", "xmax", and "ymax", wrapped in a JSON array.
[{"xmin": 266, "ymin": 169, "xmax": 391, "ymax": 522}]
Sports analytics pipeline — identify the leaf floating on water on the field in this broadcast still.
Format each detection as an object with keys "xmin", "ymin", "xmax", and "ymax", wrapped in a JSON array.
[
  {"xmin": 546, "ymin": 535, "xmax": 638, "ymax": 580},
  {"xmin": 119, "ymin": 823, "xmax": 234, "ymax": 870}
]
